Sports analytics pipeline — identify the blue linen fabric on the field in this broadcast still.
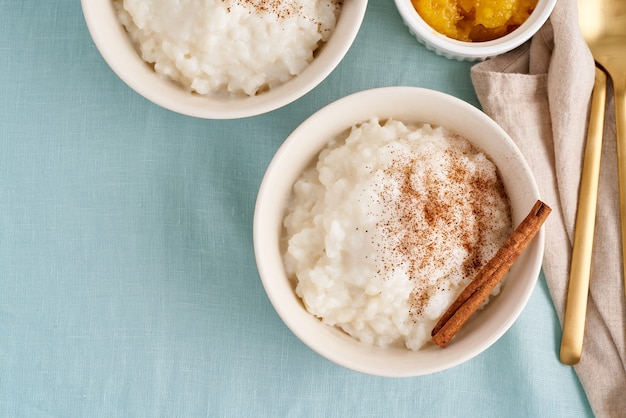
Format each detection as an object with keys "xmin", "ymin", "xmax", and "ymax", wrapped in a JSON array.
[{"xmin": 0, "ymin": 1, "xmax": 594, "ymax": 417}]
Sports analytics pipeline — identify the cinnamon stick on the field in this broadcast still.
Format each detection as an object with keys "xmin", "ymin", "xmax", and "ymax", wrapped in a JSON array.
[{"xmin": 431, "ymin": 200, "xmax": 551, "ymax": 348}]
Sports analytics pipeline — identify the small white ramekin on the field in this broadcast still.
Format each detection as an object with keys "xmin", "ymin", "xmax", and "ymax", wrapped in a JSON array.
[{"xmin": 394, "ymin": 0, "xmax": 557, "ymax": 61}]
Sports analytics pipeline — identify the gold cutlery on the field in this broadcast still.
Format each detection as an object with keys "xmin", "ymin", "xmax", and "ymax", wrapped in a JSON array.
[
  {"xmin": 560, "ymin": 66, "xmax": 607, "ymax": 365},
  {"xmin": 561, "ymin": 0, "xmax": 626, "ymax": 365}
]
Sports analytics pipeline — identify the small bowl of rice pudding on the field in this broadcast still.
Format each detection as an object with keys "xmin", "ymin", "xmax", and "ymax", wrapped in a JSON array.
[
  {"xmin": 393, "ymin": 0, "xmax": 556, "ymax": 61},
  {"xmin": 81, "ymin": 0, "xmax": 367, "ymax": 119},
  {"xmin": 253, "ymin": 86, "xmax": 546, "ymax": 376}
]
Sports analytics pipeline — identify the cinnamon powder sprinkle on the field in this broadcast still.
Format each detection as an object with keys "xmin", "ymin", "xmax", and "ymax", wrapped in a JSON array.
[
  {"xmin": 224, "ymin": 0, "xmax": 342, "ymax": 22},
  {"xmin": 370, "ymin": 131, "xmax": 511, "ymax": 321}
]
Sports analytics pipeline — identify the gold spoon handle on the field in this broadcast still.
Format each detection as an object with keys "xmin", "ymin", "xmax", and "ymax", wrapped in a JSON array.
[
  {"xmin": 615, "ymin": 74, "xmax": 626, "ymax": 306},
  {"xmin": 560, "ymin": 66, "xmax": 607, "ymax": 365}
]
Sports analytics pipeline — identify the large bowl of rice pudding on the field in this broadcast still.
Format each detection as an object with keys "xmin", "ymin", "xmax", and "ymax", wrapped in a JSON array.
[
  {"xmin": 253, "ymin": 87, "xmax": 546, "ymax": 376},
  {"xmin": 81, "ymin": 0, "xmax": 367, "ymax": 119}
]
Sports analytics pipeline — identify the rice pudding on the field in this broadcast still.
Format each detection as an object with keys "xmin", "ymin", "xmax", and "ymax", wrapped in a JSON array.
[
  {"xmin": 113, "ymin": 0, "xmax": 342, "ymax": 96},
  {"xmin": 282, "ymin": 118, "xmax": 512, "ymax": 351}
]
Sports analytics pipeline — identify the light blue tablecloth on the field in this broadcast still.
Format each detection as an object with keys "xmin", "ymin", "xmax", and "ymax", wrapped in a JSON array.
[{"xmin": 0, "ymin": 1, "xmax": 594, "ymax": 417}]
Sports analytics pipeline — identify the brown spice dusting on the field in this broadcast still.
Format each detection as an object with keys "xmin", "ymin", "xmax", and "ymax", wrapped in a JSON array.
[
  {"xmin": 371, "ymin": 132, "xmax": 510, "ymax": 321},
  {"xmin": 224, "ymin": 0, "xmax": 342, "ymax": 21}
]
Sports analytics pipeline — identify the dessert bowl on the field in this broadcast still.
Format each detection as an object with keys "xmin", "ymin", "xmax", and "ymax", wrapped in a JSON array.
[
  {"xmin": 253, "ymin": 86, "xmax": 545, "ymax": 376},
  {"xmin": 81, "ymin": 0, "xmax": 367, "ymax": 119},
  {"xmin": 394, "ymin": 0, "xmax": 557, "ymax": 61}
]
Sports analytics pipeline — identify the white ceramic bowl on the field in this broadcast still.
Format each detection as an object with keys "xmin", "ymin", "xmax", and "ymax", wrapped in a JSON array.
[
  {"xmin": 394, "ymin": 0, "xmax": 556, "ymax": 61},
  {"xmin": 81, "ymin": 1, "xmax": 367, "ymax": 119},
  {"xmin": 254, "ymin": 86, "xmax": 545, "ymax": 376}
]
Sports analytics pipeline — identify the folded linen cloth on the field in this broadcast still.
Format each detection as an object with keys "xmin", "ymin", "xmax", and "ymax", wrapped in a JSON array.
[{"xmin": 471, "ymin": 0, "xmax": 625, "ymax": 416}]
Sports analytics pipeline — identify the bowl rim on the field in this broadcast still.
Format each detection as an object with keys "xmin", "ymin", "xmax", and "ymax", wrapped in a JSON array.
[
  {"xmin": 253, "ymin": 86, "xmax": 545, "ymax": 376},
  {"xmin": 394, "ymin": 0, "xmax": 557, "ymax": 59},
  {"xmin": 80, "ymin": 0, "xmax": 368, "ymax": 119}
]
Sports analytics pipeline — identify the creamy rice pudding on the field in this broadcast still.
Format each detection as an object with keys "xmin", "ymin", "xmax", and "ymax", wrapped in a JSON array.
[
  {"xmin": 113, "ymin": 0, "xmax": 342, "ymax": 96},
  {"xmin": 282, "ymin": 118, "xmax": 512, "ymax": 350}
]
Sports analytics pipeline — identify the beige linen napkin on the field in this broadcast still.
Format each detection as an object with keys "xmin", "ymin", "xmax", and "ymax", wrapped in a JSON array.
[{"xmin": 471, "ymin": 0, "xmax": 625, "ymax": 416}]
